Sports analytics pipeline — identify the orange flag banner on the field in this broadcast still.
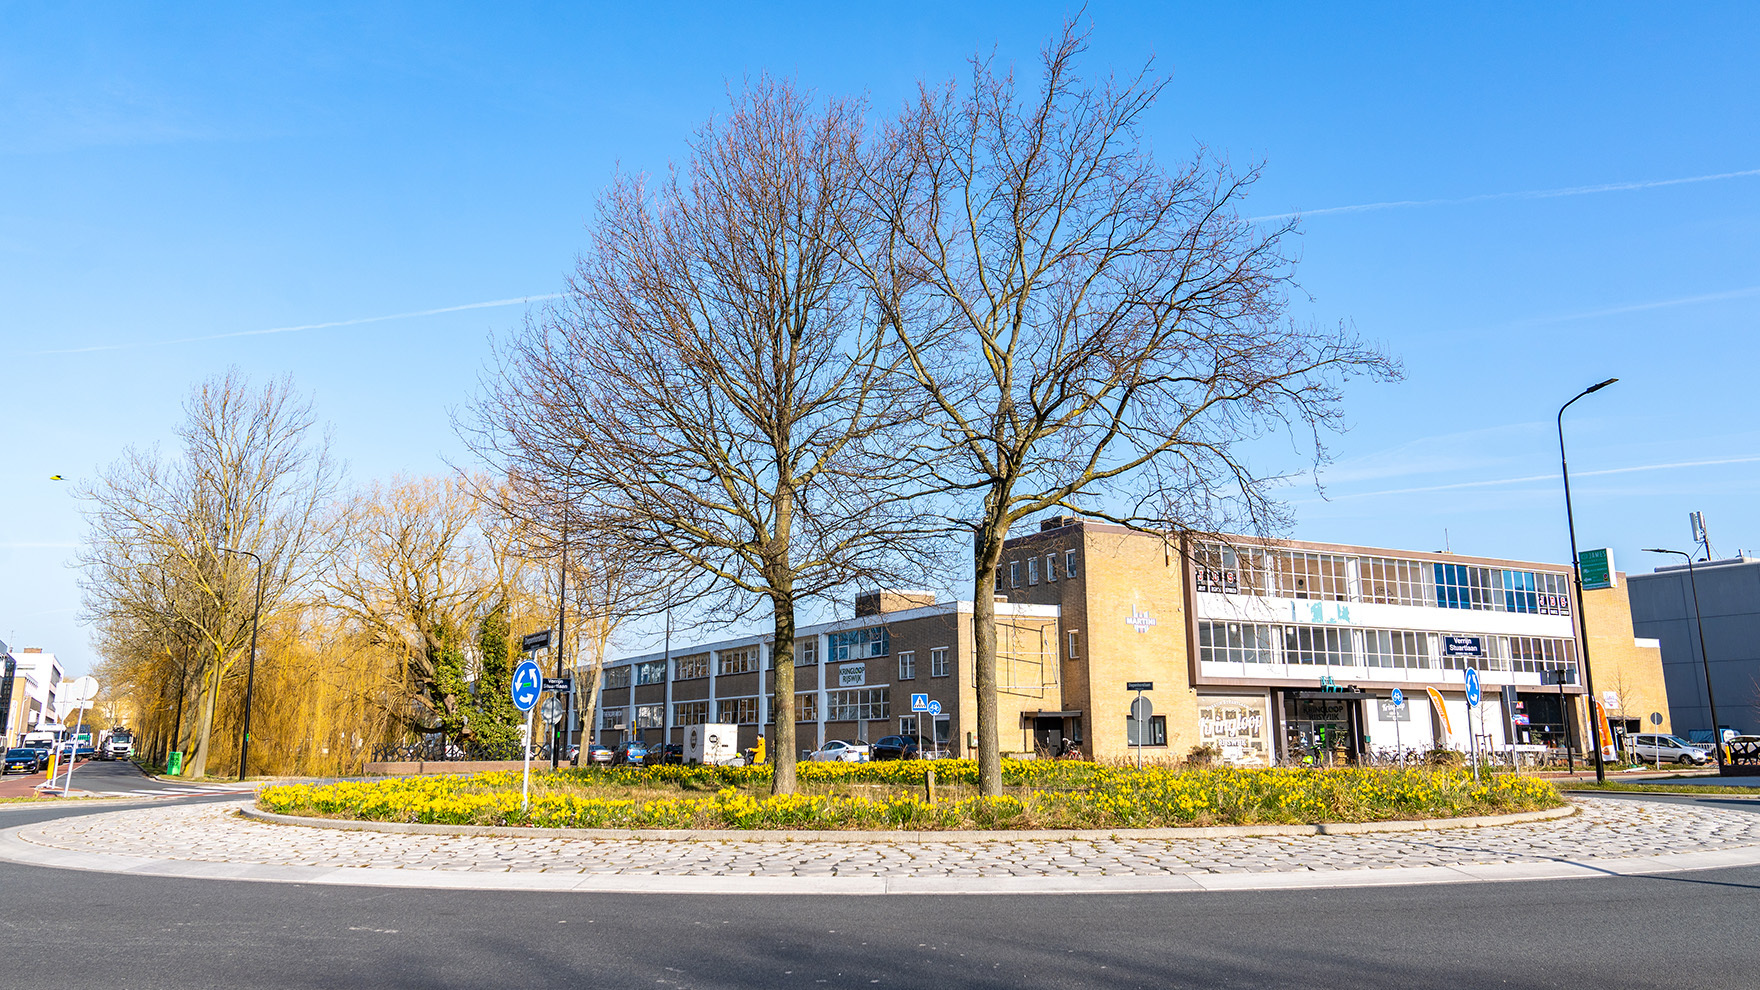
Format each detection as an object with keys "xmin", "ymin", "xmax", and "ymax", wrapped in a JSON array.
[{"xmin": 1426, "ymin": 686, "xmax": 1453, "ymax": 738}]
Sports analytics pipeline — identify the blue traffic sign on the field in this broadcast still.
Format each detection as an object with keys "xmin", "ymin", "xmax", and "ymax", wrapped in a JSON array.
[
  {"xmin": 911, "ymin": 693, "xmax": 930, "ymax": 712},
  {"xmin": 511, "ymin": 659, "xmax": 543, "ymax": 712},
  {"xmin": 1390, "ymin": 688, "xmax": 1404, "ymax": 707},
  {"xmin": 927, "ymin": 700, "xmax": 941, "ymax": 715},
  {"xmin": 1463, "ymin": 667, "xmax": 1481, "ymax": 708}
]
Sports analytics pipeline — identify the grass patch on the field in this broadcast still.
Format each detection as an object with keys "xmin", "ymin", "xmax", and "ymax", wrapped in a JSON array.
[
  {"xmin": 259, "ymin": 761, "xmax": 1563, "ymax": 831},
  {"xmin": 1564, "ymin": 781, "xmax": 1760, "ymax": 797}
]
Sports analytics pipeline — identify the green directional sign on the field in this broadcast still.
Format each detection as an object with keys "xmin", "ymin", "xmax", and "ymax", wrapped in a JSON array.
[{"xmin": 1578, "ymin": 548, "xmax": 1614, "ymax": 590}]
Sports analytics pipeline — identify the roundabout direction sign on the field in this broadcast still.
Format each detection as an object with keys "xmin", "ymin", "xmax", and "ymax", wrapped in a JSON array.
[
  {"xmin": 511, "ymin": 659, "xmax": 544, "ymax": 813},
  {"xmin": 1463, "ymin": 667, "xmax": 1482, "ymax": 708},
  {"xmin": 1462, "ymin": 667, "xmax": 1482, "ymax": 782},
  {"xmin": 511, "ymin": 660, "xmax": 543, "ymax": 713}
]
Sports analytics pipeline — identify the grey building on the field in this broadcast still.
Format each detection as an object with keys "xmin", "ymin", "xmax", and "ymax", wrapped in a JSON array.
[{"xmin": 1629, "ymin": 556, "xmax": 1760, "ymax": 737}]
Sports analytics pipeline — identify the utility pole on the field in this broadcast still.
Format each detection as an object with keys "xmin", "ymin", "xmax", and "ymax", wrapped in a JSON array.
[{"xmin": 1558, "ymin": 378, "xmax": 1616, "ymax": 784}]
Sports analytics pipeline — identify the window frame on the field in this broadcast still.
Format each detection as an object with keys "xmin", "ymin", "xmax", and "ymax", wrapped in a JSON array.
[
  {"xmin": 897, "ymin": 650, "xmax": 916, "ymax": 680},
  {"xmin": 930, "ymin": 647, "xmax": 950, "ymax": 678}
]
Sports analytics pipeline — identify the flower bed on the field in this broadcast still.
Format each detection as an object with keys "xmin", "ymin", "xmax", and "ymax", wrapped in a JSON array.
[{"xmin": 257, "ymin": 762, "xmax": 1564, "ymax": 831}]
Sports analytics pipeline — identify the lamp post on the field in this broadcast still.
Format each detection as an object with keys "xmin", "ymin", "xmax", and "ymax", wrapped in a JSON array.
[
  {"xmin": 217, "ymin": 545, "xmax": 264, "ymax": 783},
  {"xmin": 552, "ymin": 446, "xmax": 587, "ymax": 770},
  {"xmin": 1642, "ymin": 547, "xmax": 1724, "ymax": 770},
  {"xmin": 1559, "ymin": 378, "xmax": 1617, "ymax": 784}
]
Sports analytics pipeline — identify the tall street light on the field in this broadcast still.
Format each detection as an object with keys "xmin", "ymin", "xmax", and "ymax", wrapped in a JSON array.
[
  {"xmin": 552, "ymin": 446, "xmax": 587, "ymax": 770},
  {"xmin": 1559, "ymin": 378, "xmax": 1617, "ymax": 784},
  {"xmin": 1642, "ymin": 547, "xmax": 1724, "ymax": 771},
  {"xmin": 217, "ymin": 544, "xmax": 264, "ymax": 783}
]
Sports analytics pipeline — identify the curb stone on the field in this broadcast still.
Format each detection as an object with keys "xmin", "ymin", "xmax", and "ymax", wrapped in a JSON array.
[{"xmin": 240, "ymin": 801, "xmax": 1575, "ymax": 843}]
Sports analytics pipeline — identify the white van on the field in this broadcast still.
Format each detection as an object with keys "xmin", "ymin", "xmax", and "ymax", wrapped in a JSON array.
[
  {"xmin": 683, "ymin": 724, "xmax": 741, "ymax": 766},
  {"xmin": 1630, "ymin": 733, "xmax": 1710, "ymax": 766}
]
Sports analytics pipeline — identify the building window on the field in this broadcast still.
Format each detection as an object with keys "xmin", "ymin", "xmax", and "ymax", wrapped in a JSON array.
[
  {"xmin": 1009, "ymin": 560, "xmax": 1021, "ymax": 588},
  {"xmin": 1505, "ymin": 636, "xmax": 1577, "ymax": 676},
  {"xmin": 1361, "ymin": 557, "xmax": 1434, "ymax": 607},
  {"xmin": 1046, "ymin": 553, "xmax": 1057, "ymax": 582},
  {"xmin": 829, "ymin": 627, "xmax": 889, "ymax": 661},
  {"xmin": 826, "ymin": 687, "xmax": 889, "ymax": 722},
  {"xmin": 674, "ymin": 653, "xmax": 710, "ymax": 680},
  {"xmin": 1192, "ymin": 542, "xmax": 1270, "ymax": 595},
  {"xmin": 1278, "ymin": 551, "xmax": 1350, "ymax": 601},
  {"xmin": 1126, "ymin": 715, "xmax": 1167, "ymax": 747},
  {"xmin": 1028, "ymin": 557, "xmax": 1040, "ymax": 585},
  {"xmin": 1361, "ymin": 629, "xmax": 1433, "ymax": 669},
  {"xmin": 898, "ymin": 650, "xmax": 916, "ymax": 680},
  {"xmin": 930, "ymin": 647, "xmax": 949, "ymax": 678},
  {"xmin": 765, "ymin": 692, "xmax": 819, "ymax": 723},
  {"xmin": 1283, "ymin": 625, "xmax": 1353, "ymax": 666},
  {"xmin": 1197, "ymin": 621, "xmax": 1277, "ymax": 664},
  {"xmin": 718, "ymin": 647, "xmax": 759, "ymax": 676},
  {"xmin": 600, "ymin": 709, "xmax": 624, "ymax": 729},
  {"xmin": 673, "ymin": 700, "xmax": 709, "ymax": 726},
  {"xmin": 602, "ymin": 667, "xmax": 631, "ymax": 689},
  {"xmin": 796, "ymin": 639, "xmax": 817, "ymax": 666},
  {"xmin": 1066, "ymin": 631, "xmax": 1080, "ymax": 659},
  {"xmin": 900, "ymin": 714, "xmax": 918, "ymax": 737},
  {"xmin": 716, "ymin": 697, "xmax": 759, "ymax": 724},
  {"xmin": 635, "ymin": 660, "xmax": 668, "ymax": 686},
  {"xmin": 1065, "ymin": 549, "xmax": 1078, "ymax": 578},
  {"xmin": 635, "ymin": 704, "xmax": 665, "ymax": 729}
]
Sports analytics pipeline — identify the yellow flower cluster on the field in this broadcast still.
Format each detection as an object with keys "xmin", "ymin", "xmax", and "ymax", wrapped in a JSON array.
[{"xmin": 258, "ymin": 763, "xmax": 1559, "ymax": 831}]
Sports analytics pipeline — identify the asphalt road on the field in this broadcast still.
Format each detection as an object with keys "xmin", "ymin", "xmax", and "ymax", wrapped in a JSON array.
[{"xmin": 4, "ymin": 798, "xmax": 1759, "ymax": 989}]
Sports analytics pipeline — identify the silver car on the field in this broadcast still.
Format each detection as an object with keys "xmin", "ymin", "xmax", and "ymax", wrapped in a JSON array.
[
  {"xmin": 1630, "ymin": 733, "xmax": 1710, "ymax": 766},
  {"xmin": 808, "ymin": 740, "xmax": 871, "ymax": 762}
]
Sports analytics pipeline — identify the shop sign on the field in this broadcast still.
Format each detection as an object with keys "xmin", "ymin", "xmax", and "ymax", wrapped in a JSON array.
[
  {"xmin": 1126, "ymin": 608, "xmax": 1157, "ymax": 633},
  {"xmin": 1198, "ymin": 695, "xmax": 1269, "ymax": 766},
  {"xmin": 1290, "ymin": 601, "xmax": 1352, "ymax": 625},
  {"xmin": 838, "ymin": 663, "xmax": 866, "ymax": 687},
  {"xmin": 1578, "ymin": 548, "xmax": 1614, "ymax": 590},
  {"xmin": 1375, "ymin": 700, "xmax": 1412, "ymax": 721}
]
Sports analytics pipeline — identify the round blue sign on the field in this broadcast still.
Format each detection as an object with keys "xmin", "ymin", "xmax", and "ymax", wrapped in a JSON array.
[
  {"xmin": 1390, "ymin": 688, "xmax": 1404, "ymax": 707},
  {"xmin": 511, "ymin": 659, "xmax": 543, "ymax": 713},
  {"xmin": 1463, "ymin": 667, "xmax": 1482, "ymax": 707},
  {"xmin": 928, "ymin": 700, "xmax": 942, "ymax": 715}
]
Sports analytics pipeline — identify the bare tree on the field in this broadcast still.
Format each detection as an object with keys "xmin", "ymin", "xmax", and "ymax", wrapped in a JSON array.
[
  {"xmin": 859, "ymin": 26, "xmax": 1400, "ymax": 794},
  {"xmin": 78, "ymin": 370, "xmax": 339, "ymax": 777},
  {"xmin": 470, "ymin": 78, "xmax": 935, "ymax": 794}
]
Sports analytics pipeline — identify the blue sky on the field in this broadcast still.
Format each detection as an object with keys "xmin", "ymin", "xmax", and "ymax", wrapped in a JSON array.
[{"xmin": 4, "ymin": 2, "xmax": 1758, "ymax": 675}]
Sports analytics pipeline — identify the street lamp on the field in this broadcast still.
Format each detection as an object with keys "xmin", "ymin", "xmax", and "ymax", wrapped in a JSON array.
[
  {"xmin": 217, "ymin": 544, "xmax": 264, "ymax": 783},
  {"xmin": 1642, "ymin": 547, "xmax": 1724, "ymax": 770},
  {"xmin": 552, "ymin": 446, "xmax": 587, "ymax": 769},
  {"xmin": 1559, "ymin": 378, "xmax": 1617, "ymax": 784}
]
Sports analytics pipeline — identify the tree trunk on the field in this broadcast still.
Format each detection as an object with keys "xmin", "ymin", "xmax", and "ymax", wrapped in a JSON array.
[
  {"xmin": 188, "ymin": 658, "xmax": 222, "ymax": 778},
  {"xmin": 971, "ymin": 524, "xmax": 1008, "ymax": 797},
  {"xmin": 771, "ymin": 586, "xmax": 797, "ymax": 795}
]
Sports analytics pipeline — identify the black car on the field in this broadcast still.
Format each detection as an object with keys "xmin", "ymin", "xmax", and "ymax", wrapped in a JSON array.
[
  {"xmin": 870, "ymin": 735, "xmax": 934, "ymax": 761},
  {"xmin": 3, "ymin": 747, "xmax": 44, "ymax": 774},
  {"xmin": 649, "ymin": 744, "xmax": 684, "ymax": 765}
]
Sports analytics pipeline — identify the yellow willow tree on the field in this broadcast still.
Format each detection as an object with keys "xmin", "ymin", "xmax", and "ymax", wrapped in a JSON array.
[{"xmin": 78, "ymin": 370, "xmax": 339, "ymax": 778}]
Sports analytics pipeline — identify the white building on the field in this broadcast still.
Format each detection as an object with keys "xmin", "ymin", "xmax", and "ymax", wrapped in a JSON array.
[{"xmin": 2, "ymin": 647, "xmax": 64, "ymax": 747}]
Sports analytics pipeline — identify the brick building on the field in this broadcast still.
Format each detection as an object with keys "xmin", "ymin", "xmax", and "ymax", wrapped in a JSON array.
[{"xmin": 594, "ymin": 518, "xmax": 1667, "ymax": 764}]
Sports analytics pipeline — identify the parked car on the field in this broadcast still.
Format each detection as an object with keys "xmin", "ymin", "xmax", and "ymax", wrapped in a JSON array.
[
  {"xmin": 3, "ymin": 748, "xmax": 44, "ymax": 774},
  {"xmin": 870, "ymin": 735, "xmax": 933, "ymax": 761},
  {"xmin": 808, "ymin": 740, "xmax": 871, "ymax": 763},
  {"xmin": 1630, "ymin": 733, "xmax": 1711, "ymax": 766},
  {"xmin": 611, "ymin": 740, "xmax": 651, "ymax": 767},
  {"xmin": 648, "ymin": 743, "xmax": 684, "ymax": 765},
  {"xmin": 577, "ymin": 743, "xmax": 614, "ymax": 766}
]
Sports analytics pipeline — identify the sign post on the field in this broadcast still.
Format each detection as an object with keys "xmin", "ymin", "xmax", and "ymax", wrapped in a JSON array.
[
  {"xmin": 1464, "ymin": 667, "xmax": 1482, "ymax": 783},
  {"xmin": 1389, "ymin": 688, "xmax": 1404, "ymax": 765},
  {"xmin": 60, "ymin": 676, "xmax": 99, "ymax": 796},
  {"xmin": 1650, "ymin": 711, "xmax": 1664, "ymax": 770},
  {"xmin": 1127, "ymin": 682, "xmax": 1153, "ymax": 769},
  {"xmin": 511, "ymin": 659, "xmax": 543, "ymax": 813}
]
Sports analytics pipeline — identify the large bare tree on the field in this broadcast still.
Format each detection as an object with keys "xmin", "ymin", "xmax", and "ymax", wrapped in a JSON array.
[
  {"xmin": 471, "ymin": 78, "xmax": 933, "ymax": 794},
  {"xmin": 78, "ymin": 370, "xmax": 339, "ymax": 777},
  {"xmin": 860, "ymin": 27, "xmax": 1399, "ymax": 794}
]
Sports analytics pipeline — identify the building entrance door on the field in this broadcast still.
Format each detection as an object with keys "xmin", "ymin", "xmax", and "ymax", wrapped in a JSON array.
[
  {"xmin": 1282, "ymin": 695, "xmax": 1364, "ymax": 766},
  {"xmin": 1033, "ymin": 717, "xmax": 1063, "ymax": 758}
]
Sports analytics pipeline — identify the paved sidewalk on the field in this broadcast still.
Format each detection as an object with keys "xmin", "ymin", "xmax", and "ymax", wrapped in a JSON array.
[{"xmin": 6, "ymin": 797, "xmax": 1760, "ymax": 894}]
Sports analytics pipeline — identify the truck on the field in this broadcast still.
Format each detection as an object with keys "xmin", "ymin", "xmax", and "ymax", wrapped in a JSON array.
[
  {"xmin": 98, "ymin": 728, "xmax": 134, "ymax": 761},
  {"xmin": 682, "ymin": 723, "xmax": 741, "ymax": 766}
]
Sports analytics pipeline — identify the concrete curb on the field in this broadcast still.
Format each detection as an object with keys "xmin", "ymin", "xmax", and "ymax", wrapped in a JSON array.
[
  {"xmin": 6, "ymin": 809, "xmax": 1760, "ymax": 896},
  {"xmin": 238, "ymin": 802, "xmax": 1576, "ymax": 842}
]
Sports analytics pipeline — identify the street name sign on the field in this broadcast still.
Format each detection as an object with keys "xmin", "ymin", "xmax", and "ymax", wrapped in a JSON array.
[
  {"xmin": 1125, "ymin": 681, "xmax": 1153, "ymax": 692},
  {"xmin": 1443, "ymin": 636, "xmax": 1484, "ymax": 657},
  {"xmin": 511, "ymin": 660, "xmax": 543, "ymax": 712},
  {"xmin": 542, "ymin": 677, "xmax": 572, "ymax": 693},
  {"xmin": 521, "ymin": 629, "xmax": 553, "ymax": 653}
]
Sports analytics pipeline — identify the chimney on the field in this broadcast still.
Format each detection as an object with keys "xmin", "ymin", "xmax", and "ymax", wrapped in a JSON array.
[
  {"xmin": 1041, "ymin": 515, "xmax": 1076, "ymax": 532},
  {"xmin": 855, "ymin": 590, "xmax": 937, "ymax": 617}
]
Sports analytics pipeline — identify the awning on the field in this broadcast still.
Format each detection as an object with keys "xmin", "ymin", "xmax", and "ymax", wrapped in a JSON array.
[
  {"xmin": 1287, "ymin": 690, "xmax": 1375, "ymax": 700},
  {"xmin": 1021, "ymin": 710, "xmax": 1083, "ymax": 719}
]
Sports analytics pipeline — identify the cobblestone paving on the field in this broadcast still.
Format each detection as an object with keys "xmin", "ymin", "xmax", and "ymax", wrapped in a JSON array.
[{"xmin": 16, "ymin": 799, "xmax": 1759, "ymax": 877}]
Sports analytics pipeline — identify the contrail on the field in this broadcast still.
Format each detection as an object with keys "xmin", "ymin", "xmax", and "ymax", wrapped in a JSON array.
[
  {"xmin": 1327, "ymin": 454, "xmax": 1760, "ymax": 501},
  {"xmin": 29, "ymin": 293, "xmax": 564, "ymax": 355},
  {"xmin": 1513, "ymin": 285, "xmax": 1760, "ymax": 326},
  {"xmin": 1251, "ymin": 167, "xmax": 1760, "ymax": 222}
]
